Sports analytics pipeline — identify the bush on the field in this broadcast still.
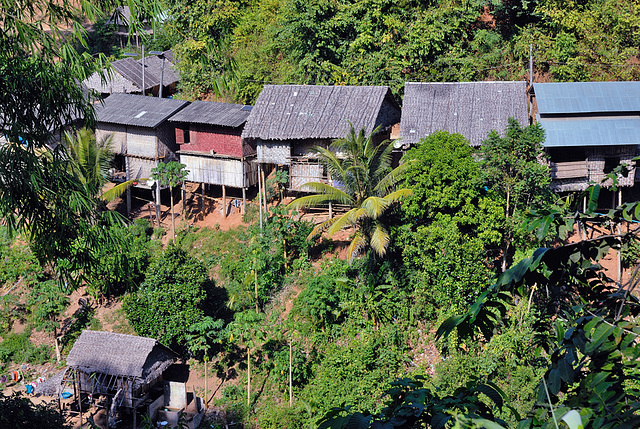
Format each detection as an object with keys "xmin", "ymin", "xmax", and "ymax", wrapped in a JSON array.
[
  {"xmin": 123, "ymin": 245, "xmax": 216, "ymax": 351},
  {"xmin": 0, "ymin": 392, "xmax": 69, "ymax": 429}
]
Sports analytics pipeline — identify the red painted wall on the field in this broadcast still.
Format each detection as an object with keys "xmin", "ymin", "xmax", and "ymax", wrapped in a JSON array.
[{"xmin": 176, "ymin": 124, "xmax": 255, "ymax": 158}]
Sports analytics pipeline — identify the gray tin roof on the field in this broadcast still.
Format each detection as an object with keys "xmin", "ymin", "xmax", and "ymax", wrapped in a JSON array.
[
  {"xmin": 96, "ymin": 93, "xmax": 188, "ymax": 128},
  {"xmin": 539, "ymin": 117, "xmax": 640, "ymax": 147},
  {"xmin": 534, "ymin": 81, "xmax": 640, "ymax": 147},
  {"xmin": 399, "ymin": 81, "xmax": 528, "ymax": 147},
  {"xmin": 85, "ymin": 52, "xmax": 179, "ymax": 93},
  {"xmin": 241, "ymin": 85, "xmax": 401, "ymax": 140},
  {"xmin": 169, "ymin": 100, "xmax": 251, "ymax": 127},
  {"xmin": 535, "ymin": 82, "xmax": 640, "ymax": 115}
]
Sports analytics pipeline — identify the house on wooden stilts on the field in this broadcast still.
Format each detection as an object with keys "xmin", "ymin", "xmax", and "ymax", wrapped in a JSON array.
[
  {"xmin": 168, "ymin": 100, "xmax": 255, "ymax": 216},
  {"xmin": 241, "ymin": 84, "xmax": 401, "ymax": 199},
  {"xmin": 95, "ymin": 93, "xmax": 188, "ymax": 216},
  {"xmin": 531, "ymin": 81, "xmax": 640, "ymax": 207},
  {"xmin": 37, "ymin": 330, "xmax": 203, "ymax": 429}
]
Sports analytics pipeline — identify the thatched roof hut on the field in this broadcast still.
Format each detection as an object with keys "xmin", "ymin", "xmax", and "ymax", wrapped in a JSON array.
[
  {"xmin": 67, "ymin": 330, "xmax": 177, "ymax": 388},
  {"xmin": 242, "ymin": 84, "xmax": 401, "ymax": 142}
]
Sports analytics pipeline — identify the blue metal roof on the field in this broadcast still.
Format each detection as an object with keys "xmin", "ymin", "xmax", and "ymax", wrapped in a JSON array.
[
  {"xmin": 535, "ymin": 82, "xmax": 640, "ymax": 115},
  {"xmin": 539, "ymin": 117, "xmax": 640, "ymax": 147}
]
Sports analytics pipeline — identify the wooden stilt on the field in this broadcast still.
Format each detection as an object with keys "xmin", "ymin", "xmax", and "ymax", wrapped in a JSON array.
[
  {"xmin": 222, "ymin": 185, "xmax": 227, "ymax": 218},
  {"xmin": 261, "ymin": 167, "xmax": 267, "ymax": 214},
  {"xmin": 242, "ymin": 187, "xmax": 246, "ymax": 214},
  {"xmin": 258, "ymin": 166, "xmax": 263, "ymax": 231}
]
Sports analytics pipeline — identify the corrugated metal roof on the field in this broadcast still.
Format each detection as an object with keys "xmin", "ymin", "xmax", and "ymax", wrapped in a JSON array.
[
  {"xmin": 112, "ymin": 57, "xmax": 162, "ymax": 90},
  {"xmin": 241, "ymin": 85, "xmax": 401, "ymax": 140},
  {"xmin": 399, "ymin": 81, "xmax": 528, "ymax": 147},
  {"xmin": 535, "ymin": 82, "xmax": 640, "ymax": 115},
  {"xmin": 95, "ymin": 93, "xmax": 188, "ymax": 128},
  {"xmin": 168, "ymin": 100, "xmax": 251, "ymax": 127},
  {"xmin": 539, "ymin": 117, "xmax": 640, "ymax": 147}
]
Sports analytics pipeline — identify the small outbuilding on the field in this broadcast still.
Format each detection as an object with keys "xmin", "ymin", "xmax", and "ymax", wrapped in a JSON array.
[
  {"xmin": 242, "ymin": 84, "xmax": 401, "ymax": 191},
  {"xmin": 84, "ymin": 51, "xmax": 180, "ymax": 98},
  {"xmin": 37, "ymin": 330, "xmax": 203, "ymax": 429},
  {"xmin": 398, "ymin": 81, "xmax": 529, "ymax": 148},
  {"xmin": 532, "ymin": 81, "xmax": 640, "ymax": 202}
]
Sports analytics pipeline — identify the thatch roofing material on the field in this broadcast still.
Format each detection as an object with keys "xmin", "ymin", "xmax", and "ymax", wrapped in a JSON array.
[
  {"xmin": 84, "ymin": 52, "xmax": 179, "ymax": 94},
  {"xmin": 242, "ymin": 85, "xmax": 400, "ymax": 140},
  {"xmin": 96, "ymin": 93, "xmax": 188, "ymax": 128},
  {"xmin": 169, "ymin": 100, "xmax": 251, "ymax": 127},
  {"xmin": 35, "ymin": 368, "xmax": 68, "ymax": 396},
  {"xmin": 399, "ymin": 81, "xmax": 528, "ymax": 147},
  {"xmin": 67, "ymin": 331, "xmax": 177, "ymax": 381}
]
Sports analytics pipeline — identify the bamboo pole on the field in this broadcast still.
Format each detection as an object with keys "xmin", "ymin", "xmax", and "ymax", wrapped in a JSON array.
[
  {"xmin": 242, "ymin": 187, "xmax": 246, "ymax": 214},
  {"xmin": 247, "ymin": 348, "xmax": 251, "ymax": 406},
  {"xmin": 289, "ymin": 340, "xmax": 293, "ymax": 406},
  {"xmin": 261, "ymin": 168, "xmax": 267, "ymax": 214},
  {"xmin": 254, "ymin": 270, "xmax": 259, "ymax": 313},
  {"xmin": 258, "ymin": 165, "xmax": 263, "ymax": 231},
  {"xmin": 204, "ymin": 359, "xmax": 208, "ymax": 410}
]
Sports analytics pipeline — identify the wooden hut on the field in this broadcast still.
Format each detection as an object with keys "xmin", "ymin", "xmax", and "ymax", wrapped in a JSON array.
[
  {"xmin": 398, "ymin": 81, "xmax": 528, "ymax": 149},
  {"xmin": 168, "ymin": 100, "xmax": 256, "ymax": 209},
  {"xmin": 95, "ymin": 93, "xmax": 188, "ymax": 212},
  {"xmin": 241, "ymin": 84, "xmax": 401, "ymax": 191},
  {"xmin": 66, "ymin": 331, "xmax": 179, "ymax": 427},
  {"xmin": 84, "ymin": 50, "xmax": 180, "ymax": 98},
  {"xmin": 531, "ymin": 82, "xmax": 640, "ymax": 204}
]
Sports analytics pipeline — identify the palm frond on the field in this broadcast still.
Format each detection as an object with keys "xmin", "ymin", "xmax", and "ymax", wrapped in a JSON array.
[
  {"xmin": 326, "ymin": 207, "xmax": 366, "ymax": 236},
  {"xmin": 369, "ymin": 222, "xmax": 390, "ymax": 257},
  {"xmin": 100, "ymin": 179, "xmax": 145, "ymax": 202},
  {"xmin": 374, "ymin": 159, "xmax": 416, "ymax": 195},
  {"xmin": 360, "ymin": 196, "xmax": 390, "ymax": 220},
  {"xmin": 384, "ymin": 188, "xmax": 413, "ymax": 204},
  {"xmin": 287, "ymin": 183, "xmax": 353, "ymax": 209},
  {"xmin": 308, "ymin": 216, "xmax": 340, "ymax": 239},
  {"xmin": 346, "ymin": 232, "xmax": 367, "ymax": 264}
]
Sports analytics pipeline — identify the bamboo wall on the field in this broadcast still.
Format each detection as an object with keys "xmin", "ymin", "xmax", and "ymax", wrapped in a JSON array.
[{"xmin": 181, "ymin": 154, "xmax": 257, "ymax": 188}]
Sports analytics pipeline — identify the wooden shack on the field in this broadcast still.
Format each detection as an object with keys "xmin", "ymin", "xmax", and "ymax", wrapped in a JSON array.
[
  {"xmin": 169, "ymin": 100, "xmax": 256, "ymax": 199},
  {"xmin": 532, "ymin": 81, "xmax": 640, "ymax": 203},
  {"xmin": 398, "ymin": 81, "xmax": 529, "ymax": 149},
  {"xmin": 241, "ymin": 85, "xmax": 401, "ymax": 191},
  {"xmin": 84, "ymin": 50, "xmax": 180, "ymax": 98}
]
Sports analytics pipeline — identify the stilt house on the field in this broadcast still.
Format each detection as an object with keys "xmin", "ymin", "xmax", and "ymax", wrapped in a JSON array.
[
  {"xmin": 95, "ymin": 93, "xmax": 188, "ymax": 186},
  {"xmin": 168, "ymin": 101, "xmax": 256, "ymax": 196},
  {"xmin": 241, "ymin": 85, "xmax": 402, "ymax": 191},
  {"xmin": 531, "ymin": 81, "xmax": 640, "ymax": 203},
  {"xmin": 37, "ymin": 331, "xmax": 203, "ymax": 429},
  {"xmin": 398, "ymin": 81, "xmax": 529, "ymax": 149}
]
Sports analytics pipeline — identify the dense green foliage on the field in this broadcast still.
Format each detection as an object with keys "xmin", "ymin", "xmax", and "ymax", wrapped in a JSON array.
[
  {"xmin": 156, "ymin": 0, "xmax": 640, "ymax": 103},
  {"xmin": 123, "ymin": 245, "xmax": 215, "ymax": 350}
]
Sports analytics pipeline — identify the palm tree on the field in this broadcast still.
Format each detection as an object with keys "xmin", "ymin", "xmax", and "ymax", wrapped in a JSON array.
[
  {"xmin": 62, "ymin": 128, "xmax": 139, "ymax": 202},
  {"xmin": 287, "ymin": 125, "xmax": 412, "ymax": 262}
]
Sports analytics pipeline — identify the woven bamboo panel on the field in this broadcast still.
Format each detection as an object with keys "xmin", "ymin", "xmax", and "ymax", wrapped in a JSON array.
[{"xmin": 290, "ymin": 163, "xmax": 324, "ymax": 192}]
